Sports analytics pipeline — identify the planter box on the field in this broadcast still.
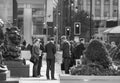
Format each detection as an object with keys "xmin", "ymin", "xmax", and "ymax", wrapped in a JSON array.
[
  {"xmin": 0, "ymin": 71, "xmax": 10, "ymax": 81},
  {"xmin": 4, "ymin": 61, "xmax": 30, "ymax": 77},
  {"xmin": 60, "ymin": 74, "xmax": 120, "ymax": 83}
]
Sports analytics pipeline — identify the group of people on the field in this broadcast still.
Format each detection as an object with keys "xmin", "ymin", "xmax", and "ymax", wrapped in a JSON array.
[
  {"xmin": 23, "ymin": 36, "xmax": 86, "ymax": 79},
  {"xmin": 23, "ymin": 36, "xmax": 86, "ymax": 78},
  {"xmin": 23, "ymin": 37, "xmax": 57, "ymax": 80},
  {"xmin": 60, "ymin": 36, "xmax": 86, "ymax": 74},
  {"xmin": 20, "ymin": 35, "xmax": 119, "ymax": 79}
]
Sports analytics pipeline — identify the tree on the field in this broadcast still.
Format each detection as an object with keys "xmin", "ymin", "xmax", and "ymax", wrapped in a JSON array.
[{"xmin": 71, "ymin": 10, "xmax": 95, "ymax": 41}]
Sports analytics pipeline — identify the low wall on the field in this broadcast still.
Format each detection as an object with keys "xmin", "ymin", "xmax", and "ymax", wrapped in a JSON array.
[{"xmin": 60, "ymin": 74, "xmax": 120, "ymax": 83}]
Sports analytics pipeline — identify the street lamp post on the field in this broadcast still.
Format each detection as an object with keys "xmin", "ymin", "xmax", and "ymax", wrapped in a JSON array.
[
  {"xmin": 90, "ymin": 0, "xmax": 92, "ymax": 39},
  {"xmin": 69, "ymin": 0, "xmax": 74, "ymax": 40}
]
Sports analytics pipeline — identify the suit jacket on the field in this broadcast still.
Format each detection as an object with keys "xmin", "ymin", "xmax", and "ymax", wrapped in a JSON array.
[
  {"xmin": 32, "ymin": 45, "xmax": 40, "ymax": 60},
  {"xmin": 45, "ymin": 42, "xmax": 56, "ymax": 59},
  {"xmin": 61, "ymin": 41, "xmax": 71, "ymax": 58},
  {"xmin": 74, "ymin": 43, "xmax": 85, "ymax": 59}
]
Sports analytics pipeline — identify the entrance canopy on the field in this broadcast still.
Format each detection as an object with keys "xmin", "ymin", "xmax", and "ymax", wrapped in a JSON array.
[{"xmin": 103, "ymin": 26, "xmax": 120, "ymax": 33}]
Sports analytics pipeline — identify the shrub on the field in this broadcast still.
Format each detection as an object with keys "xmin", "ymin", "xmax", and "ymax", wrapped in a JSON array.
[{"xmin": 70, "ymin": 39, "xmax": 120, "ymax": 75}]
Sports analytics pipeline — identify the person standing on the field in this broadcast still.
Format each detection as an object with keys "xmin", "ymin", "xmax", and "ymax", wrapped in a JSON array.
[
  {"xmin": 60, "ymin": 36, "xmax": 71, "ymax": 74},
  {"xmin": 74, "ymin": 38, "xmax": 85, "ymax": 60},
  {"xmin": 37, "ymin": 40, "xmax": 44, "ymax": 77},
  {"xmin": 45, "ymin": 37, "xmax": 56, "ymax": 80},
  {"xmin": 32, "ymin": 39, "xmax": 41, "ymax": 77}
]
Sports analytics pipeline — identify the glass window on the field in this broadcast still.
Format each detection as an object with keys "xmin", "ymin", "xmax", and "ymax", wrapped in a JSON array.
[
  {"xmin": 113, "ymin": 0, "xmax": 118, "ymax": 17},
  {"xmin": 78, "ymin": 0, "xmax": 83, "ymax": 4},
  {"xmin": 86, "ymin": 5, "xmax": 90, "ymax": 14},
  {"xmin": 78, "ymin": 0, "xmax": 83, "ymax": 10},
  {"xmin": 113, "ymin": 0, "xmax": 118, "ymax": 5},
  {"xmin": 18, "ymin": 17, "xmax": 24, "ymax": 35},
  {"xmin": 32, "ymin": 17, "xmax": 44, "ymax": 35},
  {"xmin": 95, "ymin": 0, "xmax": 101, "ymax": 17},
  {"xmin": 32, "ymin": 7, "xmax": 44, "ymax": 35},
  {"xmin": 113, "ymin": 6, "xmax": 118, "ymax": 17},
  {"xmin": 86, "ymin": 0, "xmax": 90, "ymax": 13},
  {"xmin": 17, "ymin": 8, "xmax": 24, "ymax": 15},
  {"xmin": 104, "ymin": 0, "xmax": 110, "ymax": 4},
  {"xmin": 17, "ymin": 8, "xmax": 24, "ymax": 35},
  {"xmin": 104, "ymin": 0, "xmax": 110, "ymax": 17},
  {"xmin": 86, "ymin": 0, "xmax": 90, "ymax": 5},
  {"xmin": 32, "ymin": 8, "xmax": 44, "ymax": 17},
  {"xmin": 95, "ymin": 0, "xmax": 101, "ymax": 5}
]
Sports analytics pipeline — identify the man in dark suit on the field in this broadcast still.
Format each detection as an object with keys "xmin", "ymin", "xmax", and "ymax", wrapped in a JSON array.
[
  {"xmin": 45, "ymin": 37, "xmax": 56, "ymax": 80},
  {"xmin": 37, "ymin": 41, "xmax": 44, "ymax": 77},
  {"xmin": 74, "ymin": 38, "xmax": 85, "ymax": 60},
  {"xmin": 60, "ymin": 36, "xmax": 71, "ymax": 74}
]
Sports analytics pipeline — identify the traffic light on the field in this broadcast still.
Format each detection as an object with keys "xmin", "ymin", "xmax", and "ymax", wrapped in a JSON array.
[
  {"xmin": 74, "ymin": 22, "xmax": 81, "ymax": 35},
  {"xmin": 65, "ymin": 27, "xmax": 70, "ymax": 36}
]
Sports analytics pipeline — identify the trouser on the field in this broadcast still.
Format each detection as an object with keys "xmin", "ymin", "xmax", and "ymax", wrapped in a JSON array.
[
  {"xmin": 33, "ymin": 59, "xmax": 39, "ymax": 77},
  {"xmin": 63, "ymin": 58, "xmax": 70, "ymax": 74},
  {"xmin": 37, "ymin": 56, "xmax": 42, "ymax": 75},
  {"xmin": 46, "ymin": 58, "xmax": 55, "ymax": 79}
]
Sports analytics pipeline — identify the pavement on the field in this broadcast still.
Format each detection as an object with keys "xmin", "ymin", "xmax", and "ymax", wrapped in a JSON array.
[{"xmin": 19, "ymin": 51, "xmax": 63, "ymax": 83}]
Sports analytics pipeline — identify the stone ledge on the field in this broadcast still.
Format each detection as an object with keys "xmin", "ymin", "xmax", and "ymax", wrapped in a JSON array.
[
  {"xmin": 60, "ymin": 74, "xmax": 120, "ymax": 83},
  {"xmin": 4, "ymin": 61, "xmax": 30, "ymax": 77},
  {"xmin": 0, "ymin": 71, "xmax": 10, "ymax": 81},
  {"xmin": 9, "ymin": 67, "xmax": 29, "ymax": 77},
  {"xmin": 0, "ymin": 80, "xmax": 19, "ymax": 83},
  {"xmin": 4, "ymin": 61, "xmax": 25, "ymax": 68}
]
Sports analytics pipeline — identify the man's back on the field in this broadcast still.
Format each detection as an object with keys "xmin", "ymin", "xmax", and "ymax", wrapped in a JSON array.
[
  {"xmin": 45, "ymin": 42, "xmax": 56, "ymax": 59},
  {"xmin": 61, "ymin": 41, "xmax": 71, "ymax": 58}
]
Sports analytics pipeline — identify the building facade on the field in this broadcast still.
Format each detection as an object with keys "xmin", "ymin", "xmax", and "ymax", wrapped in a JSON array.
[
  {"xmin": 0, "ymin": 0, "xmax": 13, "ymax": 33},
  {"xmin": 77, "ymin": 0, "xmax": 119, "ymax": 28},
  {"xmin": 17, "ymin": 0, "xmax": 48, "ymax": 44},
  {"xmin": 0, "ymin": 0, "xmax": 54, "ymax": 44},
  {"xmin": 56, "ymin": 0, "xmax": 120, "ymax": 41}
]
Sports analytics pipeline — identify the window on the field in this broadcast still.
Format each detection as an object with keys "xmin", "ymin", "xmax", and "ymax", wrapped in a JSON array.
[
  {"xmin": 17, "ymin": 8, "xmax": 24, "ymax": 35},
  {"xmin": 113, "ymin": 0, "xmax": 118, "ymax": 5},
  {"xmin": 17, "ymin": 8, "xmax": 24, "ymax": 16},
  {"xmin": 78, "ymin": 0, "xmax": 83, "ymax": 10},
  {"xmin": 32, "ymin": 7, "xmax": 44, "ymax": 35},
  {"xmin": 18, "ymin": 17, "xmax": 24, "ymax": 35},
  {"xmin": 95, "ymin": 0, "xmax": 101, "ymax": 5},
  {"xmin": 95, "ymin": 0, "xmax": 101, "ymax": 17},
  {"xmin": 86, "ymin": 0, "xmax": 90, "ymax": 13},
  {"xmin": 104, "ymin": 0, "xmax": 110, "ymax": 17},
  {"xmin": 32, "ymin": 8, "xmax": 44, "ymax": 17},
  {"xmin": 86, "ymin": 0, "xmax": 90, "ymax": 5},
  {"xmin": 32, "ymin": 17, "xmax": 44, "ymax": 35},
  {"xmin": 113, "ymin": 0, "xmax": 118, "ymax": 17},
  {"xmin": 104, "ymin": 0, "xmax": 110, "ymax": 5}
]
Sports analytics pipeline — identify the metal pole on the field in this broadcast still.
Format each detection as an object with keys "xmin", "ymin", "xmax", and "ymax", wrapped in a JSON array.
[
  {"xmin": 90, "ymin": 0, "xmax": 92, "ymax": 39},
  {"xmin": 117, "ymin": 0, "xmax": 119, "ymax": 25},
  {"xmin": 69, "ymin": 0, "xmax": 72, "ymax": 40}
]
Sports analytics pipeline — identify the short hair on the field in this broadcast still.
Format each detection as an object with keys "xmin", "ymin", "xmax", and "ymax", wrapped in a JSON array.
[
  {"xmin": 50, "ymin": 37, "xmax": 54, "ymax": 41},
  {"xmin": 33, "ymin": 39, "xmax": 40, "ymax": 44},
  {"xmin": 61, "ymin": 36, "xmax": 66, "ymax": 40}
]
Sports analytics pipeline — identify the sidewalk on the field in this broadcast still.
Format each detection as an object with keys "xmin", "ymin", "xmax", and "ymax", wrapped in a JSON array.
[{"xmin": 19, "ymin": 51, "xmax": 62, "ymax": 83}]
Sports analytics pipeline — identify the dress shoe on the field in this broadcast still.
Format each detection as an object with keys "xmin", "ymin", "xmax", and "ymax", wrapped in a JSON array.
[
  {"xmin": 51, "ymin": 78, "xmax": 57, "ymax": 80},
  {"xmin": 38, "ymin": 74, "xmax": 44, "ymax": 77},
  {"xmin": 47, "ymin": 77, "xmax": 50, "ymax": 80}
]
